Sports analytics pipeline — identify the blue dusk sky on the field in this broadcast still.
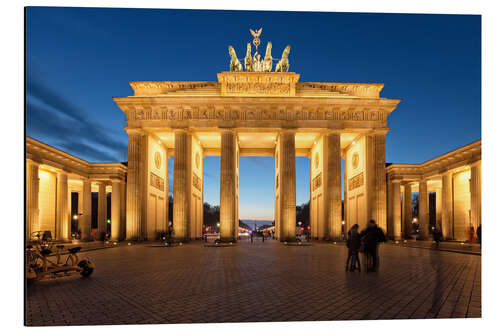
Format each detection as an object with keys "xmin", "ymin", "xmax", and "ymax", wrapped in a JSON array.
[{"xmin": 26, "ymin": 7, "xmax": 481, "ymax": 220}]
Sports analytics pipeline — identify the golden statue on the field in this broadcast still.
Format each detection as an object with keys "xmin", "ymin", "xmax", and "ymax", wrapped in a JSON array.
[
  {"xmin": 263, "ymin": 41, "xmax": 273, "ymax": 72},
  {"xmin": 250, "ymin": 28, "xmax": 262, "ymax": 50},
  {"xmin": 275, "ymin": 45, "xmax": 290, "ymax": 72},
  {"xmin": 253, "ymin": 52, "xmax": 262, "ymax": 72},
  {"xmin": 228, "ymin": 45, "xmax": 243, "ymax": 72},
  {"xmin": 226, "ymin": 29, "xmax": 291, "ymax": 72},
  {"xmin": 244, "ymin": 43, "xmax": 254, "ymax": 72}
]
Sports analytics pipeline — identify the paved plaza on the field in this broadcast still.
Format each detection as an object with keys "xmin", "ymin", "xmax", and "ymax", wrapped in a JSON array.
[{"xmin": 25, "ymin": 240, "xmax": 481, "ymax": 326}]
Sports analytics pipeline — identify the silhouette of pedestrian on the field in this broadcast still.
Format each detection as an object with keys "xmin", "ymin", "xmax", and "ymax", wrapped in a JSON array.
[
  {"xmin": 477, "ymin": 224, "xmax": 481, "ymax": 247},
  {"xmin": 167, "ymin": 222, "xmax": 173, "ymax": 247},
  {"xmin": 432, "ymin": 227, "xmax": 443, "ymax": 249},
  {"xmin": 345, "ymin": 224, "xmax": 361, "ymax": 271},
  {"xmin": 360, "ymin": 220, "xmax": 386, "ymax": 272}
]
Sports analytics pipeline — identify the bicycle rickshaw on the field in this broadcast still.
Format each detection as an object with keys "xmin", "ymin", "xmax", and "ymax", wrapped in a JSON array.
[{"xmin": 26, "ymin": 231, "xmax": 94, "ymax": 283}]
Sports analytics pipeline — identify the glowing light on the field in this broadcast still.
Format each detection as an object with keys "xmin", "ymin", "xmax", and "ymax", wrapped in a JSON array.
[
  {"xmin": 342, "ymin": 220, "xmax": 345, "ymax": 225},
  {"xmin": 158, "ymin": 140, "xmax": 161, "ymax": 144},
  {"xmin": 128, "ymin": 242, "xmax": 131, "ymax": 246},
  {"xmin": 73, "ymin": 215, "xmax": 78, "ymax": 220},
  {"xmin": 352, "ymin": 141, "xmax": 356, "ymax": 145},
  {"xmin": 107, "ymin": 219, "xmax": 111, "ymax": 224},
  {"xmin": 314, "ymin": 141, "xmax": 317, "ymax": 145}
]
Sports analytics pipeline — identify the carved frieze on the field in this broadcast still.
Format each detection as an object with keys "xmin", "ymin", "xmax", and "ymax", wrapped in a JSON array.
[
  {"xmin": 313, "ymin": 173, "xmax": 322, "ymax": 191},
  {"xmin": 150, "ymin": 172, "xmax": 164, "ymax": 191},
  {"xmin": 217, "ymin": 71, "xmax": 300, "ymax": 97},
  {"xmin": 193, "ymin": 173, "xmax": 202, "ymax": 191},
  {"xmin": 348, "ymin": 172, "xmax": 364, "ymax": 191},
  {"xmin": 129, "ymin": 106, "xmax": 386, "ymax": 122}
]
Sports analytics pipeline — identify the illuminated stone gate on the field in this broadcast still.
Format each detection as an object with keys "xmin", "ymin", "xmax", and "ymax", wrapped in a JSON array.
[{"xmin": 113, "ymin": 70, "xmax": 400, "ymax": 242}]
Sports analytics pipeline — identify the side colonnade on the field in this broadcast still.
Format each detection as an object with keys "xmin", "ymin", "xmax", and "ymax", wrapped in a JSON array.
[
  {"xmin": 386, "ymin": 140, "xmax": 481, "ymax": 241},
  {"xmin": 26, "ymin": 137, "xmax": 127, "ymax": 242}
]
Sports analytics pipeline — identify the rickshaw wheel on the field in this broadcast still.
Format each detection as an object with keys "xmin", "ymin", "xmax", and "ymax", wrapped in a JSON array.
[{"xmin": 78, "ymin": 260, "xmax": 94, "ymax": 277}]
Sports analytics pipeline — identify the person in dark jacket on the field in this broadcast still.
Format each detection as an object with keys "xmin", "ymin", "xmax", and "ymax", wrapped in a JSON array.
[
  {"xmin": 360, "ymin": 220, "xmax": 386, "ymax": 272},
  {"xmin": 345, "ymin": 224, "xmax": 361, "ymax": 271},
  {"xmin": 432, "ymin": 227, "xmax": 443, "ymax": 248},
  {"xmin": 477, "ymin": 224, "xmax": 481, "ymax": 247},
  {"xmin": 167, "ymin": 222, "xmax": 174, "ymax": 247}
]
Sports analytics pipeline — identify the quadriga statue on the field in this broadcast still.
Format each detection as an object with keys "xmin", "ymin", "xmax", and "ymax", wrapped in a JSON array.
[
  {"xmin": 228, "ymin": 46, "xmax": 243, "ymax": 72},
  {"xmin": 262, "ymin": 42, "xmax": 273, "ymax": 72},
  {"xmin": 244, "ymin": 43, "xmax": 253, "ymax": 72},
  {"xmin": 275, "ymin": 45, "xmax": 290, "ymax": 72}
]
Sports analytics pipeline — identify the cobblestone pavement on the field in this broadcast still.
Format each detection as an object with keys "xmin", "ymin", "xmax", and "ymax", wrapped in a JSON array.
[{"xmin": 25, "ymin": 240, "xmax": 481, "ymax": 326}]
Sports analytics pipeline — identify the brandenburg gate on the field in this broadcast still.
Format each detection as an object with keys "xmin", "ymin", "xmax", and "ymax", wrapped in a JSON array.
[{"xmin": 112, "ymin": 31, "xmax": 401, "ymax": 242}]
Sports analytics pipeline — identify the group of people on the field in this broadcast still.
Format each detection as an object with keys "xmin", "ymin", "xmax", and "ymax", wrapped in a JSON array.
[{"xmin": 345, "ymin": 219, "xmax": 386, "ymax": 272}]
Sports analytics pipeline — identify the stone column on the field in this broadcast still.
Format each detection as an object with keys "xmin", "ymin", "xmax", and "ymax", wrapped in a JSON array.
[
  {"xmin": 97, "ymin": 182, "xmax": 107, "ymax": 240},
  {"xmin": 81, "ymin": 179, "xmax": 92, "ymax": 241},
  {"xmin": 366, "ymin": 133, "xmax": 388, "ymax": 232},
  {"xmin": 120, "ymin": 181, "xmax": 127, "ymax": 240},
  {"xmin": 279, "ymin": 130, "xmax": 296, "ymax": 242},
  {"xmin": 470, "ymin": 162, "xmax": 481, "ymax": 230},
  {"xmin": 164, "ymin": 149, "xmax": 169, "ymax": 230},
  {"xmin": 126, "ymin": 131, "xmax": 146, "ymax": 240},
  {"xmin": 343, "ymin": 158, "xmax": 347, "ymax": 228},
  {"xmin": 26, "ymin": 160, "xmax": 40, "ymax": 240},
  {"xmin": 173, "ymin": 130, "xmax": 190, "ymax": 241},
  {"xmin": 325, "ymin": 132, "xmax": 342, "ymax": 240},
  {"xmin": 110, "ymin": 179, "xmax": 122, "ymax": 241},
  {"xmin": 391, "ymin": 181, "xmax": 402, "ymax": 240},
  {"xmin": 435, "ymin": 187, "xmax": 442, "ymax": 230},
  {"xmin": 56, "ymin": 172, "xmax": 70, "ymax": 241},
  {"xmin": 403, "ymin": 183, "xmax": 413, "ymax": 238},
  {"xmin": 220, "ymin": 130, "xmax": 237, "ymax": 242},
  {"xmin": 418, "ymin": 180, "xmax": 429, "ymax": 239},
  {"xmin": 441, "ymin": 172, "xmax": 453, "ymax": 239}
]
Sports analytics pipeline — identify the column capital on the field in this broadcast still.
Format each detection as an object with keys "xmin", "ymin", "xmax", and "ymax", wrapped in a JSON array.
[
  {"xmin": 471, "ymin": 160, "xmax": 481, "ymax": 167},
  {"xmin": 125, "ymin": 127, "xmax": 146, "ymax": 136},
  {"xmin": 325, "ymin": 129, "xmax": 342, "ymax": 135},
  {"xmin": 219, "ymin": 128, "xmax": 236, "ymax": 134},
  {"xmin": 280, "ymin": 128, "xmax": 297, "ymax": 134},
  {"xmin": 109, "ymin": 177, "xmax": 124, "ymax": 183},
  {"xmin": 368, "ymin": 129, "xmax": 390, "ymax": 136},
  {"xmin": 173, "ymin": 128, "xmax": 190, "ymax": 134},
  {"xmin": 26, "ymin": 158, "xmax": 41, "ymax": 166}
]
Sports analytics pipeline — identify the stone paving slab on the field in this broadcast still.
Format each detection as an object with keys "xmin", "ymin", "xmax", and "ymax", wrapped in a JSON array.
[{"xmin": 25, "ymin": 240, "xmax": 481, "ymax": 326}]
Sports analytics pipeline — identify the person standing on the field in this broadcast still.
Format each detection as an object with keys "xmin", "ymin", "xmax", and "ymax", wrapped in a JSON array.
[
  {"xmin": 360, "ymin": 220, "xmax": 386, "ymax": 272},
  {"xmin": 432, "ymin": 227, "xmax": 443, "ymax": 249},
  {"xmin": 345, "ymin": 224, "xmax": 361, "ymax": 271},
  {"xmin": 167, "ymin": 222, "xmax": 174, "ymax": 247},
  {"xmin": 477, "ymin": 224, "xmax": 482, "ymax": 247}
]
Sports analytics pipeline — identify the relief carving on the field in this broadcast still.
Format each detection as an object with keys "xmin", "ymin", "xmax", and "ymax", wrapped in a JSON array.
[
  {"xmin": 348, "ymin": 172, "xmax": 364, "ymax": 191},
  {"xmin": 150, "ymin": 172, "xmax": 164, "ymax": 191}
]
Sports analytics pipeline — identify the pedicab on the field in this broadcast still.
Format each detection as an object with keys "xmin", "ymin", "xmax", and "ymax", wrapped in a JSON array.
[{"xmin": 26, "ymin": 231, "xmax": 94, "ymax": 283}]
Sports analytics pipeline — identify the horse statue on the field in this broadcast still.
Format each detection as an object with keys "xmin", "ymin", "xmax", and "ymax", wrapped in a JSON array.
[
  {"xmin": 275, "ymin": 45, "xmax": 291, "ymax": 72},
  {"xmin": 253, "ymin": 52, "xmax": 262, "ymax": 72},
  {"xmin": 228, "ymin": 46, "xmax": 243, "ymax": 72},
  {"xmin": 262, "ymin": 41, "xmax": 273, "ymax": 72},
  {"xmin": 244, "ymin": 43, "xmax": 254, "ymax": 72}
]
